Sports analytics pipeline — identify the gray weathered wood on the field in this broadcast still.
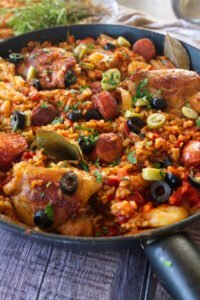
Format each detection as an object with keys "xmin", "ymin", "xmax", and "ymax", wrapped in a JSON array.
[{"xmin": 0, "ymin": 220, "xmax": 199, "ymax": 300}]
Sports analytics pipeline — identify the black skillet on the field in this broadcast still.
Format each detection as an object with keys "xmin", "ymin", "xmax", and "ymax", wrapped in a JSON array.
[{"xmin": 0, "ymin": 24, "xmax": 200, "ymax": 300}]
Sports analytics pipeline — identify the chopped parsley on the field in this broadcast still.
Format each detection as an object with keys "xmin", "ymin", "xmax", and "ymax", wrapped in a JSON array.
[
  {"xmin": 153, "ymin": 162, "xmax": 161, "ymax": 169},
  {"xmin": 88, "ymin": 132, "xmax": 99, "ymax": 144},
  {"xmin": 110, "ymin": 157, "xmax": 120, "ymax": 167},
  {"xmin": 87, "ymin": 43, "xmax": 95, "ymax": 49},
  {"xmin": 79, "ymin": 85, "xmax": 90, "ymax": 92},
  {"xmin": 185, "ymin": 102, "xmax": 191, "ymax": 108},
  {"xmin": 57, "ymin": 100, "xmax": 64, "ymax": 107},
  {"xmin": 64, "ymin": 102, "xmax": 81, "ymax": 112},
  {"xmin": 94, "ymin": 158, "xmax": 100, "ymax": 168},
  {"xmin": 40, "ymin": 192, "xmax": 45, "ymax": 199},
  {"xmin": 40, "ymin": 102, "xmax": 48, "ymax": 109},
  {"xmin": 46, "ymin": 182, "xmax": 52, "ymax": 188},
  {"xmin": 127, "ymin": 152, "xmax": 137, "ymax": 164},
  {"xmin": 94, "ymin": 170, "xmax": 102, "ymax": 183},
  {"xmin": 80, "ymin": 161, "xmax": 89, "ymax": 172},
  {"xmin": 51, "ymin": 117, "xmax": 64, "ymax": 125},
  {"xmin": 196, "ymin": 118, "xmax": 200, "ymax": 128},
  {"xmin": 133, "ymin": 78, "xmax": 153, "ymax": 103},
  {"xmin": 44, "ymin": 203, "xmax": 54, "ymax": 222},
  {"xmin": 102, "ymin": 72, "xmax": 120, "ymax": 86}
]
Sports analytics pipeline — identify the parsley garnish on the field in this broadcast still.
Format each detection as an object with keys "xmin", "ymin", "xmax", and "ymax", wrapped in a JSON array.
[
  {"xmin": 46, "ymin": 182, "xmax": 52, "ymax": 188},
  {"xmin": 94, "ymin": 170, "xmax": 102, "ymax": 183},
  {"xmin": 79, "ymin": 85, "xmax": 90, "ymax": 92},
  {"xmin": 133, "ymin": 78, "xmax": 153, "ymax": 103},
  {"xmin": 40, "ymin": 192, "xmax": 45, "ymax": 199},
  {"xmin": 110, "ymin": 157, "xmax": 120, "ymax": 167},
  {"xmin": 196, "ymin": 118, "xmax": 200, "ymax": 128},
  {"xmin": 127, "ymin": 153, "xmax": 137, "ymax": 164},
  {"xmin": 51, "ymin": 117, "xmax": 64, "ymax": 125},
  {"xmin": 94, "ymin": 158, "xmax": 100, "ymax": 168},
  {"xmin": 45, "ymin": 203, "xmax": 54, "ymax": 222},
  {"xmin": 64, "ymin": 102, "xmax": 81, "ymax": 112},
  {"xmin": 40, "ymin": 103, "xmax": 48, "ymax": 109},
  {"xmin": 87, "ymin": 43, "xmax": 95, "ymax": 49},
  {"xmin": 57, "ymin": 100, "xmax": 63, "ymax": 107},
  {"xmin": 80, "ymin": 161, "xmax": 89, "ymax": 172},
  {"xmin": 153, "ymin": 162, "xmax": 161, "ymax": 169}
]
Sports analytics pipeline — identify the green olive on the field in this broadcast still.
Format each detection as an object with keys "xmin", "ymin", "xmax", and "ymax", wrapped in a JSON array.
[
  {"xmin": 26, "ymin": 66, "xmax": 36, "ymax": 81},
  {"xmin": 142, "ymin": 168, "xmax": 164, "ymax": 181},
  {"xmin": 117, "ymin": 36, "xmax": 131, "ymax": 48},
  {"xmin": 134, "ymin": 98, "xmax": 149, "ymax": 107},
  {"xmin": 182, "ymin": 106, "xmax": 198, "ymax": 119},
  {"xmin": 147, "ymin": 113, "xmax": 166, "ymax": 129},
  {"xmin": 74, "ymin": 45, "xmax": 87, "ymax": 60},
  {"xmin": 79, "ymin": 62, "xmax": 95, "ymax": 70},
  {"xmin": 101, "ymin": 68, "xmax": 121, "ymax": 91}
]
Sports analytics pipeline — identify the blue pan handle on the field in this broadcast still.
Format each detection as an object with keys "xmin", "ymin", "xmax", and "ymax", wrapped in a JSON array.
[{"xmin": 143, "ymin": 233, "xmax": 200, "ymax": 300}]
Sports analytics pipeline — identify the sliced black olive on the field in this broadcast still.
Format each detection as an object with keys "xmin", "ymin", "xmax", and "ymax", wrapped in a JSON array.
[
  {"xmin": 165, "ymin": 172, "xmax": 182, "ymax": 188},
  {"xmin": 104, "ymin": 43, "xmax": 116, "ymax": 50},
  {"xmin": 150, "ymin": 97, "xmax": 167, "ymax": 111},
  {"xmin": 9, "ymin": 53, "xmax": 24, "ymax": 64},
  {"xmin": 60, "ymin": 171, "xmax": 78, "ymax": 195},
  {"xmin": 78, "ymin": 136, "xmax": 94, "ymax": 154},
  {"xmin": 159, "ymin": 157, "xmax": 172, "ymax": 168},
  {"xmin": 188, "ymin": 175, "xmax": 200, "ymax": 189},
  {"xmin": 127, "ymin": 117, "xmax": 146, "ymax": 134},
  {"xmin": 32, "ymin": 79, "xmax": 41, "ymax": 90},
  {"xmin": 67, "ymin": 110, "xmax": 83, "ymax": 122},
  {"xmin": 151, "ymin": 181, "xmax": 172, "ymax": 203},
  {"xmin": 10, "ymin": 111, "xmax": 26, "ymax": 130},
  {"xmin": 85, "ymin": 109, "xmax": 103, "ymax": 121},
  {"xmin": 65, "ymin": 70, "xmax": 76, "ymax": 88},
  {"xmin": 34, "ymin": 210, "xmax": 53, "ymax": 228}
]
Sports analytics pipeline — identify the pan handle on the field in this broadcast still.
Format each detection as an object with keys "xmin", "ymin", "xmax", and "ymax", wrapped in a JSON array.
[{"xmin": 142, "ymin": 233, "xmax": 200, "ymax": 300}]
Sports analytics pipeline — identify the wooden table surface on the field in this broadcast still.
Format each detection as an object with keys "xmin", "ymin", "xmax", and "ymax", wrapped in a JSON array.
[{"xmin": 0, "ymin": 220, "xmax": 199, "ymax": 300}]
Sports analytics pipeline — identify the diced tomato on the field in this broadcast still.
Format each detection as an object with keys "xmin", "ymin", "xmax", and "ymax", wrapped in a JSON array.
[
  {"xmin": 127, "ymin": 191, "xmax": 145, "ymax": 205},
  {"xmin": 169, "ymin": 181, "xmax": 200, "ymax": 205},
  {"xmin": 104, "ymin": 176, "xmax": 120, "ymax": 187},
  {"xmin": 21, "ymin": 151, "xmax": 35, "ymax": 161}
]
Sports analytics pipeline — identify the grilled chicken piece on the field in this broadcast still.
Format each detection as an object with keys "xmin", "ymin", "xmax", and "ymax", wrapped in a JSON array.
[
  {"xmin": 3, "ymin": 162, "xmax": 101, "ymax": 230},
  {"xmin": 57, "ymin": 213, "xmax": 93, "ymax": 236},
  {"xmin": 17, "ymin": 47, "xmax": 76, "ymax": 89},
  {"xmin": 131, "ymin": 69, "xmax": 200, "ymax": 114}
]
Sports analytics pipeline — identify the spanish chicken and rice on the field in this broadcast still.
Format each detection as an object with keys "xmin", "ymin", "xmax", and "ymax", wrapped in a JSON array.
[{"xmin": 0, "ymin": 33, "xmax": 199, "ymax": 237}]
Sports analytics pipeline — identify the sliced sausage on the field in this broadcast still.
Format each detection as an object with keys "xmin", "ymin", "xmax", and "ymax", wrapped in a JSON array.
[
  {"xmin": 182, "ymin": 141, "xmax": 200, "ymax": 167},
  {"xmin": 92, "ymin": 91, "xmax": 119, "ymax": 120},
  {"xmin": 31, "ymin": 103, "xmax": 57, "ymax": 126},
  {"xmin": 91, "ymin": 133, "xmax": 123, "ymax": 163},
  {"xmin": 0, "ymin": 134, "xmax": 27, "ymax": 170},
  {"xmin": 132, "ymin": 38, "xmax": 156, "ymax": 62}
]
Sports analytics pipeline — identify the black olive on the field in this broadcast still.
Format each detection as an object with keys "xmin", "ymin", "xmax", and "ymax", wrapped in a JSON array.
[
  {"xmin": 150, "ymin": 97, "xmax": 167, "ymax": 111},
  {"xmin": 78, "ymin": 136, "xmax": 94, "ymax": 154},
  {"xmin": 165, "ymin": 172, "xmax": 182, "ymax": 188},
  {"xmin": 159, "ymin": 157, "xmax": 172, "ymax": 168},
  {"xmin": 32, "ymin": 79, "xmax": 41, "ymax": 90},
  {"xmin": 151, "ymin": 181, "xmax": 172, "ymax": 203},
  {"xmin": 9, "ymin": 53, "xmax": 24, "ymax": 64},
  {"xmin": 67, "ymin": 110, "xmax": 83, "ymax": 122},
  {"xmin": 34, "ymin": 210, "xmax": 53, "ymax": 228},
  {"xmin": 104, "ymin": 43, "xmax": 116, "ymax": 50},
  {"xmin": 188, "ymin": 175, "xmax": 200, "ymax": 189},
  {"xmin": 65, "ymin": 70, "xmax": 76, "ymax": 87},
  {"xmin": 10, "ymin": 111, "xmax": 26, "ymax": 130},
  {"xmin": 127, "ymin": 117, "xmax": 146, "ymax": 134},
  {"xmin": 60, "ymin": 171, "xmax": 78, "ymax": 195},
  {"xmin": 85, "ymin": 109, "xmax": 103, "ymax": 121}
]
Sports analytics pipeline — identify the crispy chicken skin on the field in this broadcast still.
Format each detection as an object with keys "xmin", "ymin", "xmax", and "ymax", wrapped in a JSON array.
[
  {"xmin": 131, "ymin": 69, "xmax": 200, "ymax": 114},
  {"xmin": 3, "ymin": 162, "xmax": 101, "ymax": 230},
  {"xmin": 57, "ymin": 214, "xmax": 93, "ymax": 236},
  {"xmin": 17, "ymin": 47, "xmax": 76, "ymax": 89}
]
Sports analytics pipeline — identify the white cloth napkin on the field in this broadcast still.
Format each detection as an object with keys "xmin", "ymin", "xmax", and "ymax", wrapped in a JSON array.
[{"xmin": 100, "ymin": 5, "xmax": 200, "ymax": 48}]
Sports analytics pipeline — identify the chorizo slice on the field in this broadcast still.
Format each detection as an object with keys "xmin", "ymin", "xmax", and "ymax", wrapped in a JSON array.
[
  {"xmin": 92, "ymin": 91, "xmax": 119, "ymax": 120},
  {"xmin": 0, "ymin": 134, "xmax": 27, "ymax": 170},
  {"xmin": 132, "ymin": 38, "xmax": 156, "ymax": 61},
  {"xmin": 182, "ymin": 141, "xmax": 200, "ymax": 167},
  {"xmin": 91, "ymin": 133, "xmax": 123, "ymax": 163},
  {"xmin": 31, "ymin": 103, "xmax": 57, "ymax": 126}
]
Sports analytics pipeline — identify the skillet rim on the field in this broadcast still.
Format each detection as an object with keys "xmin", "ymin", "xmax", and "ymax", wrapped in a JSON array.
[{"xmin": 0, "ymin": 24, "xmax": 199, "ymax": 247}]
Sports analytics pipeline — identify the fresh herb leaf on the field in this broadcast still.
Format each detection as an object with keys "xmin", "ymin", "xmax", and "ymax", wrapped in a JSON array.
[
  {"xmin": 196, "ymin": 118, "xmax": 200, "ymax": 128},
  {"xmin": 133, "ymin": 78, "xmax": 153, "ymax": 103},
  {"xmin": 40, "ymin": 192, "xmax": 45, "ymax": 199},
  {"xmin": 110, "ymin": 157, "xmax": 120, "ymax": 167},
  {"xmin": 40, "ymin": 102, "xmax": 48, "ymax": 109},
  {"xmin": 94, "ymin": 170, "xmax": 102, "ymax": 183},
  {"xmin": 80, "ymin": 161, "xmax": 89, "ymax": 172},
  {"xmin": 79, "ymin": 85, "xmax": 90, "ymax": 92},
  {"xmin": 87, "ymin": 43, "xmax": 95, "ymax": 49},
  {"xmin": 127, "ymin": 153, "xmax": 137, "ymax": 164},
  {"xmin": 153, "ymin": 162, "xmax": 161, "ymax": 169},
  {"xmin": 46, "ymin": 181, "xmax": 52, "ymax": 188},
  {"xmin": 57, "ymin": 100, "xmax": 64, "ymax": 107},
  {"xmin": 51, "ymin": 117, "xmax": 64, "ymax": 125},
  {"xmin": 45, "ymin": 203, "xmax": 54, "ymax": 222},
  {"xmin": 94, "ymin": 158, "xmax": 100, "ymax": 168}
]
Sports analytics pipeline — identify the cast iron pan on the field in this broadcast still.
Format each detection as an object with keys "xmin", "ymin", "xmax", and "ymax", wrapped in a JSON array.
[{"xmin": 0, "ymin": 24, "xmax": 200, "ymax": 300}]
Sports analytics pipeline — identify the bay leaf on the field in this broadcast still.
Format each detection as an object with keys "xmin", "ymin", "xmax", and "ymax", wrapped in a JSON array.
[{"xmin": 164, "ymin": 33, "xmax": 190, "ymax": 70}]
